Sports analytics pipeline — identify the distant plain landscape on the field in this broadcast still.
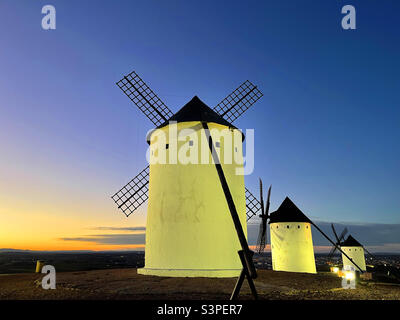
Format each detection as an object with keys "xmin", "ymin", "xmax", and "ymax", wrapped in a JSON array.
[
  {"xmin": 1, "ymin": 250, "xmax": 400, "ymax": 275},
  {"xmin": 0, "ymin": 251, "xmax": 145, "ymax": 274}
]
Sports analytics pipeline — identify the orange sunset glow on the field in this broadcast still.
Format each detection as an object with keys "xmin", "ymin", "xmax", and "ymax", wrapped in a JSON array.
[{"xmin": 0, "ymin": 153, "xmax": 148, "ymax": 251}]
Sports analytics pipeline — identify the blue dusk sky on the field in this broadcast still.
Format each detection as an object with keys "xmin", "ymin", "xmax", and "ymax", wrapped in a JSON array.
[{"xmin": 0, "ymin": 0, "xmax": 399, "ymax": 251}]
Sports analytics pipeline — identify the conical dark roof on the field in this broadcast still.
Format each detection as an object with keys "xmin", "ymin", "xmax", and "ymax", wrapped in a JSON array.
[
  {"xmin": 158, "ymin": 96, "xmax": 236, "ymax": 129},
  {"xmin": 147, "ymin": 96, "xmax": 243, "ymax": 143},
  {"xmin": 341, "ymin": 235, "xmax": 363, "ymax": 247},
  {"xmin": 268, "ymin": 197, "xmax": 311, "ymax": 223}
]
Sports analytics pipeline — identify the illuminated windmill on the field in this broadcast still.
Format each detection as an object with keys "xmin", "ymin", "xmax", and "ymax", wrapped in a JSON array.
[
  {"xmin": 268, "ymin": 197, "xmax": 317, "ymax": 273},
  {"xmin": 329, "ymin": 224, "xmax": 375, "ymax": 272},
  {"xmin": 111, "ymin": 70, "xmax": 263, "ymax": 281},
  {"xmin": 251, "ymin": 186, "xmax": 365, "ymax": 274},
  {"xmin": 340, "ymin": 235, "xmax": 367, "ymax": 272}
]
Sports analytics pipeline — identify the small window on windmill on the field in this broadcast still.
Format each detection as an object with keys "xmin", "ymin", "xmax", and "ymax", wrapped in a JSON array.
[
  {"xmin": 189, "ymin": 140, "xmax": 193, "ymax": 147},
  {"xmin": 215, "ymin": 141, "xmax": 220, "ymax": 148},
  {"xmin": 298, "ymin": 225, "xmax": 300, "ymax": 229},
  {"xmin": 166, "ymin": 144, "xmax": 169, "ymax": 149},
  {"xmin": 287, "ymin": 225, "xmax": 289, "ymax": 229},
  {"xmin": 235, "ymin": 147, "xmax": 238, "ymax": 152},
  {"xmin": 349, "ymin": 249, "xmax": 351, "ymax": 251}
]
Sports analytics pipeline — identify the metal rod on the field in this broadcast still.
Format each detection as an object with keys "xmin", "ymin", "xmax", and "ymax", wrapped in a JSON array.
[
  {"xmin": 201, "ymin": 122, "xmax": 256, "ymax": 276},
  {"xmin": 230, "ymin": 268, "xmax": 245, "ymax": 300},
  {"xmin": 310, "ymin": 221, "xmax": 364, "ymax": 273},
  {"xmin": 363, "ymin": 246, "xmax": 377, "ymax": 260},
  {"xmin": 230, "ymin": 251, "xmax": 258, "ymax": 300},
  {"xmin": 239, "ymin": 250, "xmax": 258, "ymax": 300},
  {"xmin": 201, "ymin": 121, "xmax": 258, "ymax": 300}
]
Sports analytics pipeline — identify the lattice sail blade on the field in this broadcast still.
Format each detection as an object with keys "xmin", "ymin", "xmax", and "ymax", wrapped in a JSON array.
[
  {"xmin": 259, "ymin": 179, "xmax": 264, "ymax": 217},
  {"xmin": 116, "ymin": 71, "xmax": 174, "ymax": 127},
  {"xmin": 213, "ymin": 80, "xmax": 263, "ymax": 123},
  {"xmin": 327, "ymin": 245, "xmax": 338, "ymax": 259},
  {"xmin": 256, "ymin": 217, "xmax": 268, "ymax": 253},
  {"xmin": 245, "ymin": 187, "xmax": 261, "ymax": 221},
  {"xmin": 331, "ymin": 224, "xmax": 340, "ymax": 243},
  {"xmin": 111, "ymin": 165, "xmax": 150, "ymax": 217},
  {"xmin": 338, "ymin": 227, "xmax": 348, "ymax": 242}
]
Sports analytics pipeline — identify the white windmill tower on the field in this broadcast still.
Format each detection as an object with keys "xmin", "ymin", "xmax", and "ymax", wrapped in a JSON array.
[
  {"xmin": 268, "ymin": 197, "xmax": 317, "ymax": 273},
  {"xmin": 139, "ymin": 96, "xmax": 249, "ymax": 278},
  {"xmin": 111, "ymin": 71, "xmax": 263, "ymax": 285},
  {"xmin": 341, "ymin": 235, "xmax": 367, "ymax": 272}
]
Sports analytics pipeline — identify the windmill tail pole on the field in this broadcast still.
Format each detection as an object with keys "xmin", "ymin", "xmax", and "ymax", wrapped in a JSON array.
[
  {"xmin": 201, "ymin": 121, "xmax": 257, "ymax": 279},
  {"xmin": 363, "ymin": 246, "xmax": 377, "ymax": 260},
  {"xmin": 310, "ymin": 221, "xmax": 364, "ymax": 273}
]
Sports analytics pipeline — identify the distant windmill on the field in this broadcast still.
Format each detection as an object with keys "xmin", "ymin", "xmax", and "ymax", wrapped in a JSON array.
[
  {"xmin": 341, "ymin": 235, "xmax": 367, "ymax": 272},
  {"xmin": 248, "ymin": 187, "xmax": 366, "ymax": 274},
  {"xmin": 329, "ymin": 224, "xmax": 376, "ymax": 272},
  {"xmin": 269, "ymin": 197, "xmax": 317, "ymax": 273},
  {"xmin": 111, "ymin": 70, "xmax": 263, "ymax": 299}
]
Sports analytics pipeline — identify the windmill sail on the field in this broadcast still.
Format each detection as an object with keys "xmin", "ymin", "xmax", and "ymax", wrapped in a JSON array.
[
  {"xmin": 256, "ymin": 183, "xmax": 271, "ymax": 254},
  {"xmin": 245, "ymin": 187, "xmax": 261, "ymax": 221},
  {"xmin": 328, "ymin": 225, "xmax": 347, "ymax": 258},
  {"xmin": 111, "ymin": 165, "xmax": 150, "ymax": 216},
  {"xmin": 213, "ymin": 80, "xmax": 263, "ymax": 123},
  {"xmin": 116, "ymin": 71, "xmax": 174, "ymax": 126}
]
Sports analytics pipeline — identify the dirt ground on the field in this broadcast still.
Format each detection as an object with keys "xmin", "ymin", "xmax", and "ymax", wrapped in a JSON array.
[{"xmin": 1, "ymin": 269, "xmax": 400, "ymax": 300}]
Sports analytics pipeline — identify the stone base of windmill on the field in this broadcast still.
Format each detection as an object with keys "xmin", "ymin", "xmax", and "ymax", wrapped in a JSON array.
[{"xmin": 137, "ymin": 267, "xmax": 241, "ymax": 278}]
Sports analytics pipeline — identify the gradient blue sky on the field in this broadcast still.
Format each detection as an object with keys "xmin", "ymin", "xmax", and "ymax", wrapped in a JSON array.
[{"xmin": 0, "ymin": 1, "xmax": 399, "ymax": 250}]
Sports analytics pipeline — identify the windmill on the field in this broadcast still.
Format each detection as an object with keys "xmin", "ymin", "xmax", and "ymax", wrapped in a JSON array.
[
  {"xmin": 340, "ymin": 235, "xmax": 367, "ymax": 272},
  {"xmin": 111, "ymin": 70, "xmax": 263, "ymax": 299},
  {"xmin": 250, "ymin": 183, "xmax": 317, "ymax": 273},
  {"xmin": 246, "ymin": 192, "xmax": 366, "ymax": 274},
  {"xmin": 269, "ymin": 197, "xmax": 317, "ymax": 273},
  {"xmin": 328, "ymin": 224, "xmax": 376, "ymax": 272}
]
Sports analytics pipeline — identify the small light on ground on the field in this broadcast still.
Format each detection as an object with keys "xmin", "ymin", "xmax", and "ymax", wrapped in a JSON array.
[{"xmin": 345, "ymin": 271, "xmax": 355, "ymax": 280}]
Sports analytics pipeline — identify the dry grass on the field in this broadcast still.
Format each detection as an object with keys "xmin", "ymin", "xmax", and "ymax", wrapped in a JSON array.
[{"xmin": 1, "ymin": 269, "xmax": 400, "ymax": 300}]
